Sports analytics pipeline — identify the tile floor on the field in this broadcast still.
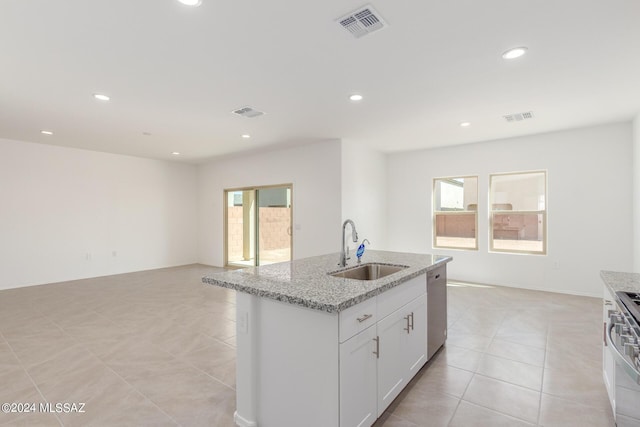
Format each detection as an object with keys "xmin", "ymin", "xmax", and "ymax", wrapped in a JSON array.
[{"xmin": 0, "ymin": 265, "xmax": 614, "ymax": 426}]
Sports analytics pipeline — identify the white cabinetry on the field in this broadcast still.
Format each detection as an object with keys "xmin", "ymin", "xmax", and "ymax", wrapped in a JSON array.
[
  {"xmin": 603, "ymin": 285, "xmax": 616, "ymax": 411},
  {"xmin": 339, "ymin": 325, "xmax": 377, "ymax": 427},
  {"xmin": 339, "ymin": 275, "xmax": 427, "ymax": 425},
  {"xmin": 234, "ymin": 272, "xmax": 432, "ymax": 427}
]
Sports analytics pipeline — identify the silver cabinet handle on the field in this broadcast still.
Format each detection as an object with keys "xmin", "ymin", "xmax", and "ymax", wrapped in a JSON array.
[
  {"xmin": 357, "ymin": 314, "xmax": 373, "ymax": 323},
  {"xmin": 604, "ymin": 300, "xmax": 613, "ymax": 306},
  {"xmin": 410, "ymin": 312, "xmax": 414, "ymax": 331},
  {"xmin": 373, "ymin": 336, "xmax": 379, "ymax": 359},
  {"xmin": 404, "ymin": 315, "xmax": 411, "ymax": 334}
]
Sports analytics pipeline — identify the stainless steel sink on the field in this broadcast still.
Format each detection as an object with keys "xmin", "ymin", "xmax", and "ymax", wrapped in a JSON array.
[{"xmin": 329, "ymin": 263, "xmax": 408, "ymax": 281}]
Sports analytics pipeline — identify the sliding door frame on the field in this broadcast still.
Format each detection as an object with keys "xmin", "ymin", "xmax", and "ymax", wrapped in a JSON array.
[{"xmin": 223, "ymin": 183, "xmax": 293, "ymax": 268}]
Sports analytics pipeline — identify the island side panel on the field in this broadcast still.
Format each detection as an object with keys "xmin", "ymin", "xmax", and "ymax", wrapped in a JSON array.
[
  {"xmin": 235, "ymin": 292, "xmax": 260, "ymax": 427},
  {"xmin": 239, "ymin": 295, "xmax": 340, "ymax": 427}
]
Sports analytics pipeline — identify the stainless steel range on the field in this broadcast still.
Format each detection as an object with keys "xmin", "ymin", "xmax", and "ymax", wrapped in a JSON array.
[{"xmin": 607, "ymin": 291, "xmax": 640, "ymax": 426}]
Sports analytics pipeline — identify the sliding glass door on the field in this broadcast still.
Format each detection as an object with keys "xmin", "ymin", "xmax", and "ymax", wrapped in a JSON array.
[{"xmin": 225, "ymin": 185, "xmax": 292, "ymax": 267}]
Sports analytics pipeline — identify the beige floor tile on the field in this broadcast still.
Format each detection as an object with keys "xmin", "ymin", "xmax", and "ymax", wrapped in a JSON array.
[
  {"xmin": 538, "ymin": 393, "xmax": 615, "ymax": 426},
  {"xmin": 438, "ymin": 345, "xmax": 484, "ymax": 372},
  {"xmin": 449, "ymin": 400, "xmax": 535, "ymax": 427},
  {"xmin": 0, "ymin": 265, "xmax": 613, "ymax": 426},
  {"xmin": 447, "ymin": 317, "xmax": 502, "ymax": 338},
  {"xmin": 0, "ymin": 370, "xmax": 46, "ymax": 425},
  {"xmin": 389, "ymin": 387, "xmax": 459, "ymax": 426},
  {"xmin": 25, "ymin": 344, "xmax": 127, "ymax": 405},
  {"xmin": 0, "ymin": 411, "xmax": 61, "ymax": 427},
  {"xmin": 56, "ymin": 381, "xmax": 177, "ymax": 427},
  {"xmin": 0, "ymin": 369, "xmax": 42, "ymax": 403},
  {"xmin": 544, "ymin": 347, "xmax": 601, "ymax": 373},
  {"xmin": 0, "ymin": 343, "xmax": 21, "ymax": 377},
  {"xmin": 445, "ymin": 332, "xmax": 493, "ymax": 352},
  {"xmin": 492, "ymin": 332, "xmax": 547, "ymax": 349},
  {"xmin": 374, "ymin": 413, "xmax": 419, "ymax": 426},
  {"xmin": 485, "ymin": 338, "xmax": 546, "ymax": 367},
  {"xmin": 0, "ymin": 314, "xmax": 58, "ymax": 341},
  {"xmin": 179, "ymin": 340, "xmax": 237, "ymax": 388},
  {"xmin": 5, "ymin": 329, "xmax": 78, "ymax": 368},
  {"xmin": 99, "ymin": 338, "xmax": 179, "ymax": 380},
  {"xmin": 476, "ymin": 354, "xmax": 543, "ymax": 391},
  {"xmin": 542, "ymin": 366, "xmax": 612, "ymax": 410},
  {"xmin": 462, "ymin": 374, "xmax": 540, "ymax": 424},
  {"xmin": 411, "ymin": 360, "xmax": 474, "ymax": 398},
  {"xmin": 127, "ymin": 364, "xmax": 235, "ymax": 426}
]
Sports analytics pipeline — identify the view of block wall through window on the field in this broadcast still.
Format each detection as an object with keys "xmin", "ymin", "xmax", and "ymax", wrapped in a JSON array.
[
  {"xmin": 433, "ymin": 176, "xmax": 478, "ymax": 250},
  {"xmin": 490, "ymin": 171, "xmax": 546, "ymax": 254}
]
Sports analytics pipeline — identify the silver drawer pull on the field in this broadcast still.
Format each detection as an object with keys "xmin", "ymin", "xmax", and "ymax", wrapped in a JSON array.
[
  {"xmin": 373, "ymin": 336, "xmax": 380, "ymax": 358},
  {"xmin": 357, "ymin": 314, "xmax": 373, "ymax": 323}
]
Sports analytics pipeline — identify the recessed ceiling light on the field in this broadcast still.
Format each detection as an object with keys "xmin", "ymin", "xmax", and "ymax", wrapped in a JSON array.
[
  {"xmin": 40, "ymin": 130, "xmax": 53, "ymax": 135},
  {"xmin": 460, "ymin": 122, "xmax": 471, "ymax": 127},
  {"xmin": 93, "ymin": 93, "xmax": 110, "ymax": 101},
  {"xmin": 502, "ymin": 47, "xmax": 528, "ymax": 60},
  {"xmin": 349, "ymin": 94, "xmax": 363, "ymax": 101},
  {"xmin": 171, "ymin": 152, "xmax": 180, "ymax": 156},
  {"xmin": 241, "ymin": 134, "xmax": 251, "ymax": 139},
  {"xmin": 177, "ymin": 0, "xmax": 202, "ymax": 6}
]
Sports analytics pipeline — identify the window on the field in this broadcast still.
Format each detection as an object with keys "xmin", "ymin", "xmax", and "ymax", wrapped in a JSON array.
[
  {"xmin": 489, "ymin": 171, "xmax": 546, "ymax": 254},
  {"xmin": 433, "ymin": 176, "xmax": 478, "ymax": 250}
]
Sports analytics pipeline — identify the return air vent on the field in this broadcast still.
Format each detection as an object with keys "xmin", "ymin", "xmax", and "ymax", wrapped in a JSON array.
[
  {"xmin": 232, "ymin": 106, "xmax": 265, "ymax": 118},
  {"xmin": 503, "ymin": 111, "xmax": 534, "ymax": 122},
  {"xmin": 337, "ymin": 5, "xmax": 387, "ymax": 39}
]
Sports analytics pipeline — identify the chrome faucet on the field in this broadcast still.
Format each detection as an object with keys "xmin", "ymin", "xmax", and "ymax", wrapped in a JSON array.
[{"xmin": 340, "ymin": 219, "xmax": 358, "ymax": 267}]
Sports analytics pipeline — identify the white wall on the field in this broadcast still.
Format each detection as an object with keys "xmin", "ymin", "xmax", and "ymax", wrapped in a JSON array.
[
  {"xmin": 387, "ymin": 123, "xmax": 633, "ymax": 297},
  {"xmin": 0, "ymin": 138, "xmax": 198, "ymax": 290},
  {"xmin": 633, "ymin": 113, "xmax": 640, "ymax": 273},
  {"xmin": 197, "ymin": 140, "xmax": 342, "ymax": 266},
  {"xmin": 341, "ymin": 140, "xmax": 388, "ymax": 250}
]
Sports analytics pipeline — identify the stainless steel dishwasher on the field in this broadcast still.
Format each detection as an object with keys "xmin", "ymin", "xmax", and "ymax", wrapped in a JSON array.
[{"xmin": 427, "ymin": 265, "xmax": 447, "ymax": 359}]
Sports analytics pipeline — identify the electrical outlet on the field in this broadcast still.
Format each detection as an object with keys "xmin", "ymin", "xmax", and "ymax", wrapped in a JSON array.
[{"xmin": 238, "ymin": 311, "xmax": 249, "ymax": 334}]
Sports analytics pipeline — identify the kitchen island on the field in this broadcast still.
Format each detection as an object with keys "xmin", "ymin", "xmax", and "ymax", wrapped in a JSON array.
[{"xmin": 203, "ymin": 250, "xmax": 452, "ymax": 427}]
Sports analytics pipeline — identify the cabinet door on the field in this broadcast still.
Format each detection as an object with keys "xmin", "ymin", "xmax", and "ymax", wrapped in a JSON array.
[
  {"xmin": 404, "ymin": 294, "xmax": 427, "ymax": 379},
  {"xmin": 340, "ymin": 325, "xmax": 377, "ymax": 427},
  {"xmin": 377, "ymin": 306, "xmax": 410, "ymax": 417}
]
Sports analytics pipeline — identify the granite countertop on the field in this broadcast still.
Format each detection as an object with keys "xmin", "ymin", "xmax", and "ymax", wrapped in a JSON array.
[
  {"xmin": 600, "ymin": 270, "xmax": 640, "ymax": 294},
  {"xmin": 202, "ymin": 250, "xmax": 452, "ymax": 313}
]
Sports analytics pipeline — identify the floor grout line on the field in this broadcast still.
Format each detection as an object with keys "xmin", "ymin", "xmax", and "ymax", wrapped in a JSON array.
[{"xmin": 0, "ymin": 329, "xmax": 64, "ymax": 427}]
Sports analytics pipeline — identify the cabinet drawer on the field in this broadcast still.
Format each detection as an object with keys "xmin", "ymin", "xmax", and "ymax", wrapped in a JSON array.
[
  {"xmin": 339, "ymin": 296, "xmax": 377, "ymax": 343},
  {"xmin": 377, "ymin": 274, "xmax": 426, "ymax": 320}
]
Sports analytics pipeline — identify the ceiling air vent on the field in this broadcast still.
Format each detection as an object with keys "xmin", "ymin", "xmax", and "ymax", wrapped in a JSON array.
[
  {"xmin": 337, "ymin": 5, "xmax": 387, "ymax": 39},
  {"xmin": 503, "ymin": 111, "xmax": 534, "ymax": 122},
  {"xmin": 232, "ymin": 106, "xmax": 265, "ymax": 118}
]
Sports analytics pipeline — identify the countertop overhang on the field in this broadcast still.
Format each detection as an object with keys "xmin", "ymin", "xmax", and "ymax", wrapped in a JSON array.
[
  {"xmin": 601, "ymin": 270, "xmax": 640, "ymax": 295},
  {"xmin": 202, "ymin": 250, "xmax": 452, "ymax": 313}
]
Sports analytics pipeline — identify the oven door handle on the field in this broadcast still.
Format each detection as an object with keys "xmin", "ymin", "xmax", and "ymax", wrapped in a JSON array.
[{"xmin": 606, "ymin": 320, "xmax": 640, "ymax": 384}]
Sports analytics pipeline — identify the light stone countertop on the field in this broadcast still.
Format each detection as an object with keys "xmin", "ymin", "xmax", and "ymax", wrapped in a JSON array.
[
  {"xmin": 202, "ymin": 250, "xmax": 452, "ymax": 313},
  {"xmin": 600, "ymin": 270, "xmax": 640, "ymax": 295}
]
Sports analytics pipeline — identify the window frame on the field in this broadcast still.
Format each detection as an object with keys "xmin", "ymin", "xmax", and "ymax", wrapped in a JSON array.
[
  {"xmin": 432, "ymin": 175, "xmax": 479, "ymax": 251},
  {"xmin": 488, "ymin": 170, "xmax": 547, "ymax": 255}
]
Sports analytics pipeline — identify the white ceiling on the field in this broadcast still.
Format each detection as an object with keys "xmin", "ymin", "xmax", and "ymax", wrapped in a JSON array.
[{"xmin": 2, "ymin": 0, "xmax": 639, "ymax": 163}]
